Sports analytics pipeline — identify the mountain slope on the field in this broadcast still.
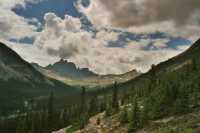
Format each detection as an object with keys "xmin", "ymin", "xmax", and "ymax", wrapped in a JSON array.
[
  {"xmin": 0, "ymin": 43, "xmax": 46, "ymax": 82},
  {"xmin": 117, "ymin": 39, "xmax": 200, "ymax": 90},
  {"xmin": 67, "ymin": 39, "xmax": 200, "ymax": 133},
  {"xmin": 0, "ymin": 42, "xmax": 78, "ymax": 115}
]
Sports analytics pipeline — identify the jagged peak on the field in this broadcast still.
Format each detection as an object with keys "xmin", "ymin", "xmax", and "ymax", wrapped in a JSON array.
[{"xmin": 59, "ymin": 58, "xmax": 67, "ymax": 63}]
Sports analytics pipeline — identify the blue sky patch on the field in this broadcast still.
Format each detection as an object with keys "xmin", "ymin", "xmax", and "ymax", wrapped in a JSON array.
[
  {"xmin": 107, "ymin": 32, "xmax": 168, "ymax": 48},
  {"xmin": 12, "ymin": 0, "xmax": 81, "ymax": 24},
  {"xmin": 107, "ymin": 31, "xmax": 191, "ymax": 50},
  {"xmin": 167, "ymin": 38, "xmax": 191, "ymax": 49}
]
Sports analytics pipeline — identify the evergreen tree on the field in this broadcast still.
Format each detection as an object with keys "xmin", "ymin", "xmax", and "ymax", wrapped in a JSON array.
[
  {"xmin": 127, "ymin": 96, "xmax": 141, "ymax": 133},
  {"xmin": 105, "ymin": 97, "xmax": 112, "ymax": 117},
  {"xmin": 88, "ymin": 96, "xmax": 98, "ymax": 116},
  {"xmin": 173, "ymin": 89, "xmax": 189, "ymax": 114},
  {"xmin": 112, "ymin": 82, "xmax": 119, "ymax": 112},
  {"xmin": 80, "ymin": 86, "xmax": 86, "ymax": 112},
  {"xmin": 47, "ymin": 91, "xmax": 54, "ymax": 133},
  {"xmin": 119, "ymin": 106, "xmax": 128, "ymax": 124}
]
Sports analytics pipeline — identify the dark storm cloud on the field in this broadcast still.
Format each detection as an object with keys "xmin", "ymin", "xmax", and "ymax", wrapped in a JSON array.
[{"xmin": 99, "ymin": 0, "xmax": 200, "ymax": 27}]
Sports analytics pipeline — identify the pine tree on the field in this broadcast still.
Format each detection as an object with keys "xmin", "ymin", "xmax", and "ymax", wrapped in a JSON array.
[
  {"xmin": 105, "ymin": 97, "xmax": 112, "ymax": 117},
  {"xmin": 119, "ymin": 106, "xmax": 128, "ymax": 124},
  {"xmin": 112, "ymin": 82, "xmax": 119, "ymax": 112},
  {"xmin": 173, "ymin": 89, "xmax": 189, "ymax": 114},
  {"xmin": 88, "ymin": 96, "xmax": 98, "ymax": 116},
  {"xmin": 127, "ymin": 96, "xmax": 141, "ymax": 133},
  {"xmin": 80, "ymin": 86, "xmax": 86, "ymax": 112},
  {"xmin": 47, "ymin": 91, "xmax": 54, "ymax": 133}
]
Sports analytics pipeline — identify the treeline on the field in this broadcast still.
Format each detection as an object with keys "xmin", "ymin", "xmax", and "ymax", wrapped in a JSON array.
[{"xmin": 0, "ymin": 86, "xmax": 111, "ymax": 133}]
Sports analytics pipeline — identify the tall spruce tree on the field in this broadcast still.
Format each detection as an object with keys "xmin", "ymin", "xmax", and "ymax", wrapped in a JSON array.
[
  {"xmin": 119, "ymin": 106, "xmax": 128, "ymax": 124},
  {"xmin": 80, "ymin": 86, "xmax": 86, "ymax": 112},
  {"xmin": 112, "ymin": 82, "xmax": 119, "ymax": 112},
  {"xmin": 128, "ymin": 96, "xmax": 141, "ymax": 133},
  {"xmin": 47, "ymin": 91, "xmax": 54, "ymax": 133}
]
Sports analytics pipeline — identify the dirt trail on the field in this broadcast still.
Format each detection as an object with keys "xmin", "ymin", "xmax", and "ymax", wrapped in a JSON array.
[{"xmin": 76, "ymin": 112, "xmax": 126, "ymax": 133}]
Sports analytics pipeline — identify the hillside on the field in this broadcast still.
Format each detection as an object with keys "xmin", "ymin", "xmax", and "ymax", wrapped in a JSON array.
[
  {"xmin": 54, "ymin": 38, "xmax": 200, "ymax": 133},
  {"xmin": 71, "ymin": 110, "xmax": 200, "ymax": 133},
  {"xmin": 100, "ymin": 38, "xmax": 200, "ymax": 132},
  {"xmin": 115, "ymin": 38, "xmax": 200, "ymax": 91},
  {"xmin": 0, "ymin": 42, "xmax": 78, "ymax": 116}
]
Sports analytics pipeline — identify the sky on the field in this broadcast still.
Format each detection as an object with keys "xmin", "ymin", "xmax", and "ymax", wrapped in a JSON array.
[{"xmin": 0, "ymin": 0, "xmax": 199, "ymax": 74}]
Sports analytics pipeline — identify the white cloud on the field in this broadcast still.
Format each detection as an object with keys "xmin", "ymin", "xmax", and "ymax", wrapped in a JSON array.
[
  {"xmin": 77, "ymin": 0, "xmax": 112, "ymax": 29},
  {"xmin": 0, "ymin": 0, "xmax": 40, "ymax": 41},
  {"xmin": 34, "ymin": 13, "xmax": 189, "ymax": 74},
  {"xmin": 1, "ymin": 39, "xmax": 59, "ymax": 66},
  {"xmin": 0, "ymin": 0, "xmax": 196, "ymax": 74},
  {"xmin": 0, "ymin": 0, "xmax": 55, "ymax": 67},
  {"xmin": 0, "ymin": 8, "xmax": 37, "ymax": 40}
]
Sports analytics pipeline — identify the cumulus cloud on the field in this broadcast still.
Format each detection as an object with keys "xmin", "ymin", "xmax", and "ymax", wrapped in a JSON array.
[
  {"xmin": 0, "ymin": 8, "xmax": 37, "ymax": 40},
  {"xmin": 0, "ymin": 0, "xmax": 40, "ymax": 40},
  {"xmin": 0, "ymin": 0, "xmax": 198, "ymax": 74},
  {"xmin": 34, "ymin": 13, "xmax": 189, "ymax": 74},
  {"xmin": 35, "ymin": 13, "xmax": 91, "ymax": 58},
  {"xmin": 1, "ymin": 39, "xmax": 59, "ymax": 66}
]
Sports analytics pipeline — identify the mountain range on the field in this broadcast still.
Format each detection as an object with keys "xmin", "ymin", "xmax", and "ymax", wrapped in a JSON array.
[
  {"xmin": 32, "ymin": 60, "xmax": 141, "ymax": 87},
  {"xmin": 0, "ymin": 41, "xmax": 140, "ymax": 115}
]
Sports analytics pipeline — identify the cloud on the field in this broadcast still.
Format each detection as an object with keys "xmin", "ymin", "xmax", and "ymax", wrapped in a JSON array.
[
  {"xmin": 77, "ymin": 0, "xmax": 200, "ymax": 42},
  {"xmin": 35, "ymin": 12, "xmax": 91, "ymax": 58},
  {"xmin": 0, "ymin": 0, "xmax": 41, "ymax": 41},
  {"xmin": 1, "ymin": 40, "xmax": 59, "ymax": 66},
  {"xmin": 78, "ymin": 0, "xmax": 200, "ymax": 28},
  {"xmin": 34, "ymin": 13, "xmax": 189, "ymax": 74},
  {"xmin": 0, "ymin": 0, "xmax": 197, "ymax": 74},
  {"xmin": 0, "ymin": 8, "xmax": 38, "ymax": 40}
]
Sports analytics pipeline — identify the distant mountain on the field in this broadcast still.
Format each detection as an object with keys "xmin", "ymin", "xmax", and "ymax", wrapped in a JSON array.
[
  {"xmin": 0, "ymin": 42, "xmax": 78, "ymax": 115},
  {"xmin": 33, "ymin": 60, "xmax": 141, "ymax": 87},
  {"xmin": 46, "ymin": 59, "xmax": 98, "ymax": 79}
]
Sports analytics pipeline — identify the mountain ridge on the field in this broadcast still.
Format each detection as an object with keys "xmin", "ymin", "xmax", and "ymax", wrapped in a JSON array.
[
  {"xmin": 46, "ymin": 59, "xmax": 98, "ymax": 79},
  {"xmin": 32, "ymin": 60, "xmax": 141, "ymax": 87}
]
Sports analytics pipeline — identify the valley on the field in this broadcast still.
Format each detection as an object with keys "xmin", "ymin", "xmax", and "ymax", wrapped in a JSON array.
[{"xmin": 1, "ymin": 39, "xmax": 200, "ymax": 133}]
